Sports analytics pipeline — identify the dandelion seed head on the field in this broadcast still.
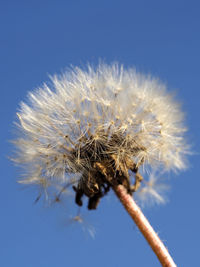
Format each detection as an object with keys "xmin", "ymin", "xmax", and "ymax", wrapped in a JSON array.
[{"xmin": 12, "ymin": 63, "xmax": 189, "ymax": 207}]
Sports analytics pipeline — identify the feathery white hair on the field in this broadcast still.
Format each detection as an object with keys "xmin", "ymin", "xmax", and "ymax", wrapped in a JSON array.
[{"xmin": 13, "ymin": 63, "xmax": 188, "ymax": 204}]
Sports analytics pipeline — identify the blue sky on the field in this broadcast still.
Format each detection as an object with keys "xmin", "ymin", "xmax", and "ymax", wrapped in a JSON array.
[{"xmin": 1, "ymin": 1, "xmax": 200, "ymax": 266}]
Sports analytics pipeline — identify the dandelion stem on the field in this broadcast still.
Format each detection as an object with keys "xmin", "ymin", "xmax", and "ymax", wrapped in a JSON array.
[{"xmin": 113, "ymin": 184, "xmax": 176, "ymax": 267}]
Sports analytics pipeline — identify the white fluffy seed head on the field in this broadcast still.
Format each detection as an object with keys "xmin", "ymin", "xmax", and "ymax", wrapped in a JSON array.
[{"xmin": 12, "ymin": 63, "xmax": 189, "ymax": 204}]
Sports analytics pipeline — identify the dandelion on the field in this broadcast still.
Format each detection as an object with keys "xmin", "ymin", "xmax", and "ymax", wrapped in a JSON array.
[{"xmin": 12, "ymin": 63, "xmax": 189, "ymax": 266}]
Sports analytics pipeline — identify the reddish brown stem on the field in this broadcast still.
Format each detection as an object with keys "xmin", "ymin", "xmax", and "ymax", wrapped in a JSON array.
[{"xmin": 113, "ymin": 184, "xmax": 177, "ymax": 267}]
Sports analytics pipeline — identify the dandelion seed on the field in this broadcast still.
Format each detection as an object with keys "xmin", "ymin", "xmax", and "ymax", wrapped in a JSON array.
[
  {"xmin": 66, "ymin": 207, "xmax": 96, "ymax": 239},
  {"xmin": 137, "ymin": 172, "xmax": 170, "ymax": 207}
]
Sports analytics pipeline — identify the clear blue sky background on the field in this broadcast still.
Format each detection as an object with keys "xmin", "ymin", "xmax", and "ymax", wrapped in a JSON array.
[{"xmin": 1, "ymin": 1, "xmax": 200, "ymax": 266}]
